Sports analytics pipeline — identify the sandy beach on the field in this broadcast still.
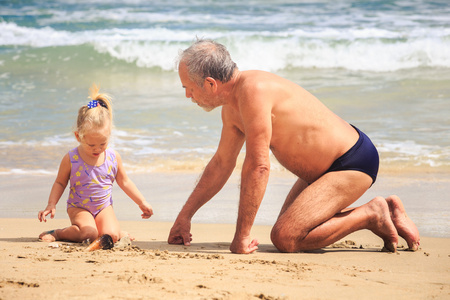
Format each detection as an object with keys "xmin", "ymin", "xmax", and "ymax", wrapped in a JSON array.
[
  {"xmin": 1, "ymin": 218, "xmax": 449, "ymax": 300},
  {"xmin": 1, "ymin": 170, "xmax": 450, "ymax": 299}
]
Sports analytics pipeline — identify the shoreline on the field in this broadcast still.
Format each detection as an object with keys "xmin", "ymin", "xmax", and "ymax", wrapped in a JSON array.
[
  {"xmin": 1, "ymin": 170, "xmax": 449, "ymax": 238},
  {"xmin": 1, "ymin": 218, "xmax": 449, "ymax": 299}
]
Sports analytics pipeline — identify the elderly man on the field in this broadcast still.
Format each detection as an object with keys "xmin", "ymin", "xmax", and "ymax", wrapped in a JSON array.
[{"xmin": 168, "ymin": 39, "xmax": 420, "ymax": 254}]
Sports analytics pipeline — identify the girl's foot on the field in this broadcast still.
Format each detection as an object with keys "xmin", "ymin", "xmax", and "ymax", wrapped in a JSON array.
[{"xmin": 39, "ymin": 230, "xmax": 59, "ymax": 242}]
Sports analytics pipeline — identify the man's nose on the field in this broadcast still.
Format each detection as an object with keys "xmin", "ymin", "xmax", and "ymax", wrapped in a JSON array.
[{"xmin": 185, "ymin": 90, "xmax": 192, "ymax": 98}]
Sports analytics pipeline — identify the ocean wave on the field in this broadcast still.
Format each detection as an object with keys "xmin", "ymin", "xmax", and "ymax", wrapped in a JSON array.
[
  {"xmin": 7, "ymin": 0, "xmax": 450, "ymax": 30},
  {"xmin": 377, "ymin": 140, "xmax": 450, "ymax": 168},
  {"xmin": 1, "ymin": 21, "xmax": 449, "ymax": 72}
]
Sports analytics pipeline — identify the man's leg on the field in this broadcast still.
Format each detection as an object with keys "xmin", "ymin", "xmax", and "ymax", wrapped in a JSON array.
[
  {"xmin": 271, "ymin": 171, "xmax": 399, "ymax": 252},
  {"xmin": 277, "ymin": 177, "xmax": 309, "ymax": 219}
]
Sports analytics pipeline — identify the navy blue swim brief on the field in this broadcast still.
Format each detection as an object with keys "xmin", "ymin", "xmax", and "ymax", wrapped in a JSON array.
[{"xmin": 325, "ymin": 125, "xmax": 379, "ymax": 184}]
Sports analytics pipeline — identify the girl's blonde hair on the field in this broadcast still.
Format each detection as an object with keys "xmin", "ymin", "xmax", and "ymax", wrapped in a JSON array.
[{"xmin": 76, "ymin": 84, "xmax": 113, "ymax": 140}]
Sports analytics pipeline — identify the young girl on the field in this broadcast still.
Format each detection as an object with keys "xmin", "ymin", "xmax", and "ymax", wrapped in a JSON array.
[{"xmin": 38, "ymin": 84, "xmax": 153, "ymax": 243}]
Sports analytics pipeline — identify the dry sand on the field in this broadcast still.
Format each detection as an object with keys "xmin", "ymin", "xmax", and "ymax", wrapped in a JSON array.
[{"xmin": 1, "ymin": 218, "xmax": 449, "ymax": 300}]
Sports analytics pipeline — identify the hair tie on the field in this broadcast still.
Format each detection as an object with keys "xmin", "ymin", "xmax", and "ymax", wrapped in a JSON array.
[{"xmin": 87, "ymin": 100, "xmax": 107, "ymax": 109}]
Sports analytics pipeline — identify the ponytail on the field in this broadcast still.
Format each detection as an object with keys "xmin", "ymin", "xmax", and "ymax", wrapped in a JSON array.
[{"xmin": 76, "ymin": 84, "xmax": 113, "ymax": 139}]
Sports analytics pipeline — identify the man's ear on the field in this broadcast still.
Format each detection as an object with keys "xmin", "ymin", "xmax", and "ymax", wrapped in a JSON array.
[{"xmin": 204, "ymin": 77, "xmax": 217, "ymax": 92}]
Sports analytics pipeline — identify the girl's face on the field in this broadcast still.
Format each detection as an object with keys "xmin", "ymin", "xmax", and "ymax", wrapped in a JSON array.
[{"xmin": 75, "ymin": 126, "xmax": 110, "ymax": 160}]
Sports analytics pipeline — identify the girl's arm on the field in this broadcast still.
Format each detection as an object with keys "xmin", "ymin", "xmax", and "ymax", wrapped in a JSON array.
[
  {"xmin": 38, "ymin": 153, "xmax": 71, "ymax": 222},
  {"xmin": 114, "ymin": 151, "xmax": 153, "ymax": 219}
]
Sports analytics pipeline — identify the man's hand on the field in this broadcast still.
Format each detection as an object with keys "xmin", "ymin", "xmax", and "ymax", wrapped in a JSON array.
[
  {"xmin": 230, "ymin": 235, "xmax": 259, "ymax": 254},
  {"xmin": 168, "ymin": 218, "xmax": 193, "ymax": 246}
]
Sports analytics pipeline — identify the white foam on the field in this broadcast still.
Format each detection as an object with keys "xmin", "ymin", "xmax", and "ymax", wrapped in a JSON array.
[
  {"xmin": 377, "ymin": 140, "xmax": 450, "ymax": 167},
  {"xmin": 0, "ymin": 168, "xmax": 56, "ymax": 175},
  {"xmin": 2, "ymin": 19, "xmax": 449, "ymax": 72},
  {"xmin": 377, "ymin": 140, "xmax": 439, "ymax": 156},
  {"xmin": 0, "ymin": 22, "xmax": 76, "ymax": 47}
]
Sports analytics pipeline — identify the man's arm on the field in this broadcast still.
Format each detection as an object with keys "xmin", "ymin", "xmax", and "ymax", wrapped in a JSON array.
[
  {"xmin": 168, "ymin": 109, "xmax": 245, "ymax": 245},
  {"xmin": 230, "ymin": 83, "xmax": 273, "ymax": 254}
]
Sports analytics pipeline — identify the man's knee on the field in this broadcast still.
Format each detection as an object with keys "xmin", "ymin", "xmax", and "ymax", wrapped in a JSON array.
[{"xmin": 271, "ymin": 223, "xmax": 302, "ymax": 253}]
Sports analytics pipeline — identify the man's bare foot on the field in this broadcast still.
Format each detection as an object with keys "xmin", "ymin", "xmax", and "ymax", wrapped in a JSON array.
[
  {"xmin": 385, "ymin": 195, "xmax": 420, "ymax": 251},
  {"xmin": 39, "ymin": 230, "xmax": 58, "ymax": 242},
  {"xmin": 366, "ymin": 197, "xmax": 399, "ymax": 252}
]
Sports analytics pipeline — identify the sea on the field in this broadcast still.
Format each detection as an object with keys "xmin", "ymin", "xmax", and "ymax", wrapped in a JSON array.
[{"xmin": 0, "ymin": 1, "xmax": 449, "ymax": 236}]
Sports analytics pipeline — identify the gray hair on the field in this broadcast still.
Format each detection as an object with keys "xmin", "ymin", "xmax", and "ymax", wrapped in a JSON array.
[{"xmin": 178, "ymin": 39, "xmax": 237, "ymax": 86}]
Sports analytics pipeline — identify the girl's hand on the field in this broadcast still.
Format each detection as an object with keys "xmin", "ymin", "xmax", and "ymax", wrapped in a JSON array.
[
  {"xmin": 38, "ymin": 206, "xmax": 56, "ymax": 222},
  {"xmin": 139, "ymin": 201, "xmax": 153, "ymax": 219}
]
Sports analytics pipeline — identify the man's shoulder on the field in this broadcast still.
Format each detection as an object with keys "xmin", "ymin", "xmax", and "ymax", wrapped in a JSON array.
[
  {"xmin": 221, "ymin": 105, "xmax": 245, "ymax": 132},
  {"xmin": 221, "ymin": 105, "xmax": 239, "ymax": 120},
  {"xmin": 239, "ymin": 70, "xmax": 287, "ymax": 94},
  {"xmin": 240, "ymin": 70, "xmax": 275, "ymax": 85}
]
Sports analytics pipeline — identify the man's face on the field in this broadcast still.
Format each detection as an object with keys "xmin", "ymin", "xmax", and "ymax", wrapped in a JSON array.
[{"xmin": 178, "ymin": 62, "xmax": 215, "ymax": 112}]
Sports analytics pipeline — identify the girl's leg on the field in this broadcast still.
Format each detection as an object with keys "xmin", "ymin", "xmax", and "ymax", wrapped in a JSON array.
[
  {"xmin": 94, "ymin": 205, "xmax": 121, "ymax": 243},
  {"xmin": 40, "ymin": 208, "xmax": 98, "ymax": 243}
]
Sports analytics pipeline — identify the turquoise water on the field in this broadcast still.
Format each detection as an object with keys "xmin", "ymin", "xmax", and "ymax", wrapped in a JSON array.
[{"xmin": 1, "ymin": 0, "xmax": 449, "ymax": 174}]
